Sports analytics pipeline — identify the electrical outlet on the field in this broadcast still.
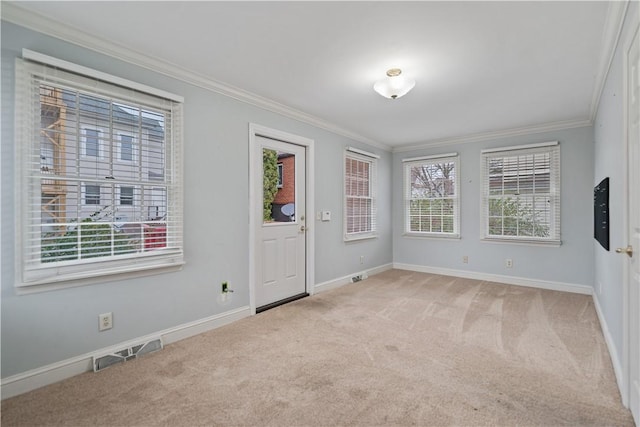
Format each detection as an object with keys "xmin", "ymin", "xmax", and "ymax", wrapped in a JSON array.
[
  {"xmin": 222, "ymin": 282, "xmax": 229, "ymax": 293},
  {"xmin": 463, "ymin": 255, "xmax": 468, "ymax": 264},
  {"xmin": 505, "ymin": 259, "xmax": 513, "ymax": 268},
  {"xmin": 360, "ymin": 255, "xmax": 365, "ymax": 264},
  {"xmin": 99, "ymin": 312, "xmax": 113, "ymax": 331}
]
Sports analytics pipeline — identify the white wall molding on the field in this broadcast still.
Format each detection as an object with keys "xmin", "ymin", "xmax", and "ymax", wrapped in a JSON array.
[
  {"xmin": 1, "ymin": 2, "xmax": 389, "ymax": 152},
  {"xmin": 393, "ymin": 120, "xmax": 592, "ymax": 153},
  {"xmin": 1, "ymin": 306, "xmax": 251, "ymax": 400},
  {"xmin": 314, "ymin": 263, "xmax": 393, "ymax": 294},
  {"xmin": 393, "ymin": 263, "xmax": 592, "ymax": 295},
  {"xmin": 589, "ymin": 0, "xmax": 630, "ymax": 121},
  {"xmin": 593, "ymin": 293, "xmax": 626, "ymax": 407}
]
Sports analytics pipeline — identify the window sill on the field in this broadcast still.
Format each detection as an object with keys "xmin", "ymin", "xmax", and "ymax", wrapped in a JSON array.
[
  {"xmin": 403, "ymin": 232, "xmax": 460, "ymax": 240},
  {"xmin": 16, "ymin": 254, "xmax": 185, "ymax": 294},
  {"xmin": 344, "ymin": 233, "xmax": 378, "ymax": 242},
  {"xmin": 481, "ymin": 237, "xmax": 561, "ymax": 247}
]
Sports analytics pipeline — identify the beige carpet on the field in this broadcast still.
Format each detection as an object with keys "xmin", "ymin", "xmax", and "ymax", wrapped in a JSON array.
[{"xmin": 1, "ymin": 269, "xmax": 634, "ymax": 426}]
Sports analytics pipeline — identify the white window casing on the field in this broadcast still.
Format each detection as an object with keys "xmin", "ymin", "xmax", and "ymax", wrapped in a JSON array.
[
  {"xmin": 15, "ymin": 54, "xmax": 184, "ymax": 291},
  {"xmin": 403, "ymin": 154, "xmax": 460, "ymax": 238},
  {"xmin": 480, "ymin": 142, "xmax": 561, "ymax": 245},
  {"xmin": 344, "ymin": 149, "xmax": 378, "ymax": 241}
]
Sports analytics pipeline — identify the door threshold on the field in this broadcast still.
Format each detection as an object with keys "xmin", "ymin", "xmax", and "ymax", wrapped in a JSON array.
[{"xmin": 256, "ymin": 293, "xmax": 309, "ymax": 314}]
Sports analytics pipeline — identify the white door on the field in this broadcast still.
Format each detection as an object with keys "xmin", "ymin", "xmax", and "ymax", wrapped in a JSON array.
[
  {"xmin": 623, "ymin": 24, "xmax": 640, "ymax": 425},
  {"xmin": 255, "ymin": 136, "xmax": 307, "ymax": 309}
]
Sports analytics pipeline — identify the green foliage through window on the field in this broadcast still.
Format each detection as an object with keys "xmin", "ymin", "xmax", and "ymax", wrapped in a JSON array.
[
  {"xmin": 487, "ymin": 197, "xmax": 550, "ymax": 237},
  {"xmin": 41, "ymin": 206, "xmax": 136, "ymax": 263},
  {"xmin": 263, "ymin": 149, "xmax": 279, "ymax": 221}
]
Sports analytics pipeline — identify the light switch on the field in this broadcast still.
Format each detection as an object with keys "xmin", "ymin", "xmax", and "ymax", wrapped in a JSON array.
[{"xmin": 321, "ymin": 210, "xmax": 331, "ymax": 221}]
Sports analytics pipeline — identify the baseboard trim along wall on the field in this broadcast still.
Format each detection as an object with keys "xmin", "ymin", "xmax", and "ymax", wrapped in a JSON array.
[
  {"xmin": 592, "ymin": 293, "xmax": 626, "ymax": 407},
  {"xmin": 313, "ymin": 263, "xmax": 393, "ymax": 294},
  {"xmin": 393, "ymin": 263, "xmax": 593, "ymax": 295},
  {"xmin": 0, "ymin": 263, "xmax": 596, "ymax": 400},
  {"xmin": 1, "ymin": 306, "xmax": 251, "ymax": 400},
  {"xmin": 1, "ymin": 263, "xmax": 395, "ymax": 400}
]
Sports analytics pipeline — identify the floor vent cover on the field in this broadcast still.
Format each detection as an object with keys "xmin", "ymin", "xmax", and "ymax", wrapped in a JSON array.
[
  {"xmin": 351, "ymin": 272, "xmax": 369, "ymax": 283},
  {"xmin": 93, "ymin": 337, "xmax": 163, "ymax": 372}
]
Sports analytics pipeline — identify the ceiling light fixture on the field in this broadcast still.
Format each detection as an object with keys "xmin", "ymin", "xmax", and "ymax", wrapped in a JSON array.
[{"xmin": 373, "ymin": 68, "xmax": 415, "ymax": 100}]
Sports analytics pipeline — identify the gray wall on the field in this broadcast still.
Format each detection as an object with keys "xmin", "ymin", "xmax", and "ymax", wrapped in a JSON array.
[
  {"xmin": 593, "ymin": 1, "xmax": 639, "ymax": 364},
  {"xmin": 392, "ymin": 126, "xmax": 595, "ymax": 287},
  {"xmin": 1, "ymin": 22, "xmax": 392, "ymax": 378}
]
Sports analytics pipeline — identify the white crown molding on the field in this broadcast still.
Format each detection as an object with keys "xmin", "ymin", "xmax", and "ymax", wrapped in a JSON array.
[
  {"xmin": 589, "ymin": 0, "xmax": 630, "ymax": 121},
  {"xmin": 1, "ymin": 2, "xmax": 390, "ymax": 152},
  {"xmin": 392, "ymin": 119, "xmax": 592, "ymax": 153}
]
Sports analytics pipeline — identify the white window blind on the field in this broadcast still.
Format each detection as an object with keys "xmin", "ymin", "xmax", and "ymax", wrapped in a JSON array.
[
  {"xmin": 403, "ymin": 155, "xmax": 460, "ymax": 237},
  {"xmin": 480, "ymin": 142, "xmax": 560, "ymax": 244},
  {"xmin": 15, "ymin": 57, "xmax": 184, "ymax": 289},
  {"xmin": 344, "ymin": 150, "xmax": 377, "ymax": 241}
]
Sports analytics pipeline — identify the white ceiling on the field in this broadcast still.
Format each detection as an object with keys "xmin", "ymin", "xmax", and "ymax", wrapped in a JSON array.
[{"xmin": 6, "ymin": 1, "xmax": 612, "ymax": 149}]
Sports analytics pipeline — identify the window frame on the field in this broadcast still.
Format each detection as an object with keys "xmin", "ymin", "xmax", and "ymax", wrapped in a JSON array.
[
  {"xmin": 83, "ymin": 183, "xmax": 102, "ymax": 206},
  {"xmin": 118, "ymin": 185, "xmax": 134, "ymax": 206},
  {"xmin": 81, "ymin": 127, "xmax": 104, "ymax": 158},
  {"xmin": 480, "ymin": 141, "xmax": 561, "ymax": 246},
  {"xmin": 116, "ymin": 132, "xmax": 137, "ymax": 163},
  {"xmin": 15, "ymin": 52, "xmax": 185, "ymax": 292},
  {"xmin": 343, "ymin": 148, "xmax": 378, "ymax": 242},
  {"xmin": 403, "ymin": 154, "xmax": 460, "ymax": 238},
  {"xmin": 276, "ymin": 162, "xmax": 284, "ymax": 188}
]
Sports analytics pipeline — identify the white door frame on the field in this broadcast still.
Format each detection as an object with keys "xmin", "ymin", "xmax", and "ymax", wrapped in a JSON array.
[
  {"xmin": 622, "ymin": 20, "xmax": 640, "ymax": 416},
  {"xmin": 248, "ymin": 123, "xmax": 315, "ymax": 315}
]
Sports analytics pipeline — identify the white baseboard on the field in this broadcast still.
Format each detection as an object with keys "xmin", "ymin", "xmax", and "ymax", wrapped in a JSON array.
[
  {"xmin": 592, "ymin": 293, "xmax": 627, "ymax": 407},
  {"xmin": 1, "ymin": 306, "xmax": 251, "ymax": 400},
  {"xmin": 393, "ymin": 263, "xmax": 593, "ymax": 295},
  {"xmin": 314, "ymin": 263, "xmax": 393, "ymax": 294}
]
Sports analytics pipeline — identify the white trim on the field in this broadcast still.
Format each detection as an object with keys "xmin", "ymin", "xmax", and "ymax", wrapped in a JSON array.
[
  {"xmin": 392, "ymin": 263, "xmax": 592, "ymax": 295},
  {"xmin": 393, "ymin": 120, "xmax": 590, "ymax": 153},
  {"xmin": 590, "ymin": 0, "xmax": 630, "ymax": 121},
  {"xmin": 402, "ymin": 152, "xmax": 457, "ymax": 162},
  {"xmin": 0, "ymin": 306, "xmax": 251, "ymax": 399},
  {"xmin": 313, "ymin": 263, "xmax": 393, "ymax": 294},
  {"xmin": 593, "ymin": 292, "xmax": 626, "ymax": 406},
  {"xmin": 23, "ymin": 49, "xmax": 184, "ymax": 103},
  {"xmin": 248, "ymin": 123, "xmax": 315, "ymax": 315},
  {"xmin": 621, "ymin": 18, "xmax": 640, "ymax": 414},
  {"xmin": 346, "ymin": 146, "xmax": 380, "ymax": 159},
  {"xmin": 480, "ymin": 140, "xmax": 558, "ymax": 154},
  {"xmin": 3, "ymin": 3, "xmax": 389, "ymax": 151},
  {"xmin": 343, "ymin": 233, "xmax": 378, "ymax": 242}
]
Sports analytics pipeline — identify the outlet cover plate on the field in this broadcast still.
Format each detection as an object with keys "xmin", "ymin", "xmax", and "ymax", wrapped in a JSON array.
[{"xmin": 99, "ymin": 312, "xmax": 113, "ymax": 331}]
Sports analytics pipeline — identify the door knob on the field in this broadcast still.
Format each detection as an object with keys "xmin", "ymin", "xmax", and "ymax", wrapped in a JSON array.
[
  {"xmin": 615, "ymin": 245, "xmax": 633, "ymax": 257},
  {"xmin": 300, "ymin": 225, "xmax": 308, "ymax": 232}
]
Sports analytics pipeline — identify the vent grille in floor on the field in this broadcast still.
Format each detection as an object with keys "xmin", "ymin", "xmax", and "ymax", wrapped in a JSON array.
[{"xmin": 92, "ymin": 337, "xmax": 163, "ymax": 372}]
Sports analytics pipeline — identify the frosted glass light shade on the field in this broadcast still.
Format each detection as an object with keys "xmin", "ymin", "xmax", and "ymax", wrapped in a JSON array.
[{"xmin": 373, "ymin": 69, "xmax": 415, "ymax": 99}]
